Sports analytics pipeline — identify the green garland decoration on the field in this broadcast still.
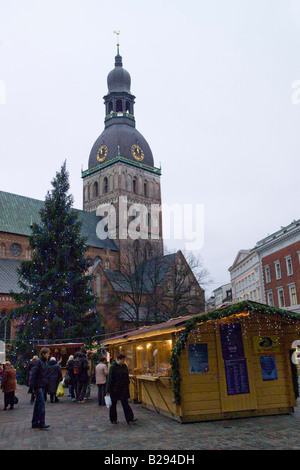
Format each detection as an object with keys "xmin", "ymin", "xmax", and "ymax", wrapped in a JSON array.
[{"xmin": 170, "ymin": 300, "xmax": 300, "ymax": 406}]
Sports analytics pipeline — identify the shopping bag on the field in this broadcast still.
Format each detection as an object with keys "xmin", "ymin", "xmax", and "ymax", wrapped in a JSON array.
[
  {"xmin": 56, "ymin": 381, "xmax": 65, "ymax": 398},
  {"xmin": 104, "ymin": 394, "xmax": 112, "ymax": 408}
]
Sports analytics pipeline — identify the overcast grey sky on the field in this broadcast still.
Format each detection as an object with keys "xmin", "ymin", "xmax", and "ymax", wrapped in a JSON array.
[{"xmin": 1, "ymin": 0, "xmax": 300, "ymax": 298}]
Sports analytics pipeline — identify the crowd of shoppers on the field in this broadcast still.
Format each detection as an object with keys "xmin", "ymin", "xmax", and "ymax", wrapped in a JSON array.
[{"xmin": 1, "ymin": 347, "xmax": 136, "ymax": 429}]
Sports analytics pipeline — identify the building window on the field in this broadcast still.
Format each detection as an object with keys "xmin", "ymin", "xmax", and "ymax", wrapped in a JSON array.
[
  {"xmin": 84, "ymin": 186, "xmax": 88, "ymax": 202},
  {"xmin": 266, "ymin": 291, "xmax": 274, "ymax": 306},
  {"xmin": 96, "ymin": 272, "xmax": 101, "ymax": 298},
  {"xmin": 125, "ymin": 101, "xmax": 131, "ymax": 113},
  {"xmin": 103, "ymin": 177, "xmax": 108, "ymax": 194},
  {"xmin": 286, "ymin": 256, "xmax": 293, "ymax": 276},
  {"xmin": 277, "ymin": 287, "xmax": 285, "ymax": 308},
  {"xmin": 103, "ymin": 283, "xmax": 108, "ymax": 302},
  {"xmin": 274, "ymin": 261, "xmax": 281, "ymax": 280},
  {"xmin": 10, "ymin": 243, "xmax": 22, "ymax": 257},
  {"xmin": 116, "ymin": 100, "xmax": 123, "ymax": 112},
  {"xmin": 93, "ymin": 181, "xmax": 99, "ymax": 198},
  {"xmin": 0, "ymin": 243, "xmax": 6, "ymax": 257},
  {"xmin": 133, "ymin": 178, "xmax": 137, "ymax": 194},
  {"xmin": 289, "ymin": 284, "xmax": 298, "ymax": 306},
  {"xmin": 144, "ymin": 181, "xmax": 148, "ymax": 197},
  {"xmin": 265, "ymin": 265, "xmax": 271, "ymax": 283},
  {"xmin": 0, "ymin": 311, "xmax": 11, "ymax": 342}
]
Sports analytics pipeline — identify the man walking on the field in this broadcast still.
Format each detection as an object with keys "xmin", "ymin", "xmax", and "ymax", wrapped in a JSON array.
[
  {"xmin": 28, "ymin": 347, "xmax": 50, "ymax": 429},
  {"xmin": 106, "ymin": 353, "xmax": 137, "ymax": 425}
]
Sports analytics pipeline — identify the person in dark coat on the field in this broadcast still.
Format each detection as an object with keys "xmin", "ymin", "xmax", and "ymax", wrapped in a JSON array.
[
  {"xmin": 28, "ymin": 347, "xmax": 50, "ymax": 429},
  {"xmin": 27, "ymin": 355, "xmax": 38, "ymax": 403},
  {"xmin": 66, "ymin": 355, "xmax": 77, "ymax": 401},
  {"xmin": 45, "ymin": 357, "xmax": 62, "ymax": 403},
  {"xmin": 106, "ymin": 353, "xmax": 137, "ymax": 425},
  {"xmin": 1, "ymin": 362, "xmax": 17, "ymax": 410},
  {"xmin": 74, "ymin": 351, "xmax": 89, "ymax": 403}
]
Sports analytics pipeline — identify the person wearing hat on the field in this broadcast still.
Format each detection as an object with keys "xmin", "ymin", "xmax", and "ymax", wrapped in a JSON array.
[
  {"xmin": 45, "ymin": 356, "xmax": 63, "ymax": 403},
  {"xmin": 1, "ymin": 361, "xmax": 17, "ymax": 410}
]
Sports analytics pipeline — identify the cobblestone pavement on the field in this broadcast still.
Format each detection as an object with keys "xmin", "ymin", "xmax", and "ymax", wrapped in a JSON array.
[{"xmin": 1, "ymin": 384, "xmax": 300, "ymax": 451}]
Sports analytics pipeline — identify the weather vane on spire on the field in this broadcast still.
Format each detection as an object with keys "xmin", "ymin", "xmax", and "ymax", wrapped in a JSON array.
[
  {"xmin": 114, "ymin": 29, "xmax": 120, "ymax": 55},
  {"xmin": 113, "ymin": 30, "xmax": 120, "ymax": 49}
]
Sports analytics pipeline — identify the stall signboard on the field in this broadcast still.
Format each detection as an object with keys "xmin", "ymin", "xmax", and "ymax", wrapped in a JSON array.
[
  {"xmin": 253, "ymin": 336, "xmax": 280, "ymax": 354},
  {"xmin": 260, "ymin": 355, "xmax": 278, "ymax": 381},
  {"xmin": 220, "ymin": 322, "xmax": 250, "ymax": 396},
  {"xmin": 224, "ymin": 358, "xmax": 250, "ymax": 395},
  {"xmin": 219, "ymin": 322, "xmax": 245, "ymax": 360},
  {"xmin": 188, "ymin": 343, "xmax": 209, "ymax": 373}
]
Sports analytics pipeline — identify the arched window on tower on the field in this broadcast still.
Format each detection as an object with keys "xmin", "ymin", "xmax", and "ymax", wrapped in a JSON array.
[
  {"xmin": 133, "ymin": 178, "xmax": 137, "ymax": 194},
  {"xmin": 121, "ymin": 173, "xmax": 126, "ymax": 190},
  {"xmin": 149, "ymin": 182, "xmax": 154, "ymax": 198},
  {"xmin": 103, "ymin": 177, "xmax": 108, "ymax": 194},
  {"xmin": 125, "ymin": 101, "xmax": 131, "ymax": 113},
  {"xmin": 116, "ymin": 100, "xmax": 123, "ymax": 112},
  {"xmin": 108, "ymin": 102, "xmax": 113, "ymax": 114},
  {"xmin": 126, "ymin": 175, "xmax": 132, "ymax": 192},
  {"xmin": 93, "ymin": 181, "xmax": 99, "ymax": 198},
  {"xmin": 144, "ymin": 181, "xmax": 148, "ymax": 197}
]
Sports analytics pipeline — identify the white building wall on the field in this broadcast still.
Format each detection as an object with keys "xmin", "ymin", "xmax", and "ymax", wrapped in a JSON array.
[{"xmin": 229, "ymin": 250, "xmax": 263, "ymax": 303}]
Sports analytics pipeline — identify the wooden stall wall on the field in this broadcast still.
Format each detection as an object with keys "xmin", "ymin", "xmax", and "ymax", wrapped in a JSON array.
[
  {"xmin": 138, "ymin": 376, "xmax": 180, "ymax": 420},
  {"xmin": 179, "ymin": 314, "xmax": 297, "ymax": 423},
  {"xmin": 246, "ymin": 314, "xmax": 296, "ymax": 412},
  {"xmin": 179, "ymin": 322, "xmax": 223, "ymax": 422}
]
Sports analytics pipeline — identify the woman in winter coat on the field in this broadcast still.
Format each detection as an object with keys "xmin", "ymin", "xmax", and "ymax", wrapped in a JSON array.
[
  {"xmin": 66, "ymin": 355, "xmax": 77, "ymax": 401},
  {"xmin": 45, "ymin": 357, "xmax": 62, "ymax": 403},
  {"xmin": 95, "ymin": 356, "xmax": 108, "ymax": 405},
  {"xmin": 1, "ymin": 361, "xmax": 17, "ymax": 410}
]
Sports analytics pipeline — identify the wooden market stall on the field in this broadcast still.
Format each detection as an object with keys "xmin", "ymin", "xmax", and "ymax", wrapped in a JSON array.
[{"xmin": 101, "ymin": 301, "xmax": 300, "ymax": 423}]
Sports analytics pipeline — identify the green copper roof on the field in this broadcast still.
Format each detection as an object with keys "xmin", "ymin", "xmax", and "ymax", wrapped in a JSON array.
[
  {"xmin": 0, "ymin": 190, "xmax": 118, "ymax": 251},
  {"xmin": 82, "ymin": 155, "xmax": 161, "ymax": 179}
]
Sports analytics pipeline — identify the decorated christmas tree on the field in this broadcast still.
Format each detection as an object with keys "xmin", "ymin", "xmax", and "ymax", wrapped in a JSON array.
[{"xmin": 10, "ymin": 162, "xmax": 101, "ymax": 380}]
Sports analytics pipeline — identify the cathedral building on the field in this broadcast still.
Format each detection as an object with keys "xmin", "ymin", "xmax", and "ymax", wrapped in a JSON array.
[{"xmin": 0, "ymin": 44, "xmax": 205, "ymax": 342}]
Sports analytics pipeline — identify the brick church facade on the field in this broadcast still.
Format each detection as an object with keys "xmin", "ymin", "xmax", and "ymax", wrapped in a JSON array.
[{"xmin": 0, "ymin": 45, "xmax": 205, "ymax": 343}]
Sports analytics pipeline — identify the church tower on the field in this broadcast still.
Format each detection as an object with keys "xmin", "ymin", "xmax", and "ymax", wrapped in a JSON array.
[{"xmin": 82, "ymin": 41, "xmax": 163, "ymax": 259}]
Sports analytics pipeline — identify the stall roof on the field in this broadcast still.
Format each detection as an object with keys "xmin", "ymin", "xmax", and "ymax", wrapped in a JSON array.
[
  {"xmin": 100, "ymin": 313, "xmax": 198, "ymax": 346},
  {"xmin": 100, "ymin": 300, "xmax": 300, "ymax": 347},
  {"xmin": 35, "ymin": 342, "xmax": 84, "ymax": 349}
]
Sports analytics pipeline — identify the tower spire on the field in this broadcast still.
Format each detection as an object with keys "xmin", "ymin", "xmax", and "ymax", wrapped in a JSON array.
[{"xmin": 113, "ymin": 30, "xmax": 120, "ymax": 56}]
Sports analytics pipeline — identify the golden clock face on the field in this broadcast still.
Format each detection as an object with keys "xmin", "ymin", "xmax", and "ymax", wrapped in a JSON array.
[
  {"xmin": 97, "ymin": 145, "xmax": 108, "ymax": 162},
  {"xmin": 131, "ymin": 144, "xmax": 144, "ymax": 161}
]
